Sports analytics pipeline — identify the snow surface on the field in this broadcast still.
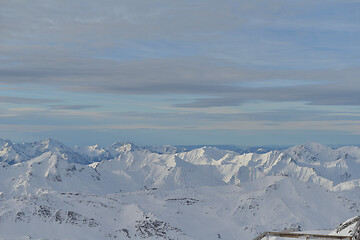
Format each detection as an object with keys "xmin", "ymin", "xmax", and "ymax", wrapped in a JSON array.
[{"xmin": 0, "ymin": 139, "xmax": 359, "ymax": 239}]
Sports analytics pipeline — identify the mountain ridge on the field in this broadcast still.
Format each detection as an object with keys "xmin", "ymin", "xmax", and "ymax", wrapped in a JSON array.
[
  {"xmin": 1, "ymin": 139, "xmax": 360, "ymax": 192},
  {"xmin": 0, "ymin": 138, "xmax": 360, "ymax": 239}
]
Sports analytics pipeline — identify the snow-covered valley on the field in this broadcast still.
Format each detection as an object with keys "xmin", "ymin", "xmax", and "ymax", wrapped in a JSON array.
[{"xmin": 0, "ymin": 139, "xmax": 359, "ymax": 239}]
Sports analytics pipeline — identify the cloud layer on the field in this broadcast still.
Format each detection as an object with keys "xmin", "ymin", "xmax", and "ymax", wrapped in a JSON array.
[{"xmin": 0, "ymin": 0, "xmax": 359, "ymax": 145}]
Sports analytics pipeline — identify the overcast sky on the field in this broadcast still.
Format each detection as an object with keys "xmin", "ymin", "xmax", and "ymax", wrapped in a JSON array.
[{"xmin": 1, "ymin": 0, "xmax": 360, "ymax": 146}]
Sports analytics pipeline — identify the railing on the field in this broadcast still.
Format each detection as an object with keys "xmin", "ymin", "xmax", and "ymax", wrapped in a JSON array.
[
  {"xmin": 254, "ymin": 231, "xmax": 352, "ymax": 240},
  {"xmin": 254, "ymin": 216, "xmax": 360, "ymax": 240}
]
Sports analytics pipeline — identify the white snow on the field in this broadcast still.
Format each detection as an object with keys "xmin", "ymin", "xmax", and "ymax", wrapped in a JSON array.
[{"xmin": 0, "ymin": 139, "xmax": 359, "ymax": 239}]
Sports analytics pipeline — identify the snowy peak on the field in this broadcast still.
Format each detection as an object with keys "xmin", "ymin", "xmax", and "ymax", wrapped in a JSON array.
[
  {"xmin": 0, "ymin": 138, "xmax": 90, "ymax": 165},
  {"xmin": 110, "ymin": 140, "xmax": 135, "ymax": 151},
  {"xmin": 108, "ymin": 141, "xmax": 180, "ymax": 155},
  {"xmin": 286, "ymin": 142, "xmax": 332, "ymax": 162},
  {"xmin": 0, "ymin": 139, "xmax": 29, "ymax": 164},
  {"xmin": 0, "ymin": 138, "xmax": 13, "ymax": 147},
  {"xmin": 0, "ymin": 138, "xmax": 360, "ymax": 239},
  {"xmin": 177, "ymin": 146, "xmax": 233, "ymax": 165},
  {"xmin": 73, "ymin": 144, "xmax": 112, "ymax": 162}
]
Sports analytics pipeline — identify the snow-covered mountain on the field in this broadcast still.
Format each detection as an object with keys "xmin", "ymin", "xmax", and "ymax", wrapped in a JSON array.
[
  {"xmin": 0, "ymin": 139, "xmax": 360, "ymax": 239},
  {"xmin": 0, "ymin": 138, "xmax": 90, "ymax": 165}
]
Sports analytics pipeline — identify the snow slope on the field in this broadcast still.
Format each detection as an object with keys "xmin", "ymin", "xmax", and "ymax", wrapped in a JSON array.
[{"xmin": 1, "ymin": 176, "xmax": 359, "ymax": 240}]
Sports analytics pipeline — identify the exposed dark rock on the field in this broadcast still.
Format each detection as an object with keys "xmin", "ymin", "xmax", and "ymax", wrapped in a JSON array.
[
  {"xmin": 135, "ymin": 216, "xmax": 182, "ymax": 239},
  {"xmin": 166, "ymin": 198, "xmax": 199, "ymax": 205}
]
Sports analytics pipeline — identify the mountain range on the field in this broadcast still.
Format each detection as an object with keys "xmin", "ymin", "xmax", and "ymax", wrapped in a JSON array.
[{"xmin": 0, "ymin": 138, "xmax": 359, "ymax": 239}]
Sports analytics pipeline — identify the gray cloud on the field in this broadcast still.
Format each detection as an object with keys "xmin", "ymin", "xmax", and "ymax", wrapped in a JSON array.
[
  {"xmin": 0, "ymin": 0, "xmax": 244, "ymax": 44},
  {"xmin": 0, "ymin": 0, "xmax": 359, "ymax": 109},
  {"xmin": 0, "ymin": 106, "xmax": 343, "ymax": 129},
  {"xmin": 0, "ymin": 96, "xmax": 59, "ymax": 105},
  {"xmin": 1, "ymin": 54, "xmax": 359, "ymax": 107},
  {"xmin": 49, "ymin": 105, "xmax": 100, "ymax": 110}
]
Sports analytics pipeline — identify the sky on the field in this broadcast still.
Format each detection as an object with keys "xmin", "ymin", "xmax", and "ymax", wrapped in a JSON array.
[{"xmin": 0, "ymin": 0, "xmax": 360, "ymax": 146}]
